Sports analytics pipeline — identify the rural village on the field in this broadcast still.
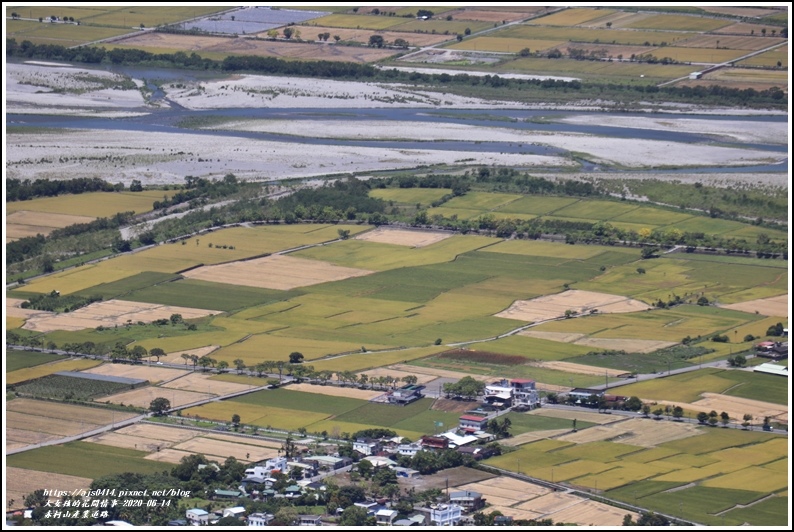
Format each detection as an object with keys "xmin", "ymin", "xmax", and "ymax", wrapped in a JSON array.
[{"xmin": 3, "ymin": 3, "xmax": 790, "ymax": 528}]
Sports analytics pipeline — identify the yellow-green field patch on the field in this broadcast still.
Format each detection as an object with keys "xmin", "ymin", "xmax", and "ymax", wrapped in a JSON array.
[
  {"xmin": 310, "ymin": 346, "xmax": 447, "ymax": 372},
  {"xmin": 625, "ymin": 13, "xmax": 732, "ymax": 32},
  {"xmin": 369, "ymin": 187, "xmax": 452, "ymax": 205},
  {"xmin": 702, "ymin": 467, "xmax": 788, "ymax": 493},
  {"xmin": 183, "ymin": 402, "xmax": 329, "ymax": 430},
  {"xmin": 6, "ymin": 358, "xmax": 102, "ymax": 385},
  {"xmin": 483, "ymin": 240, "xmax": 621, "ymax": 260},
  {"xmin": 6, "ymin": 191, "xmax": 165, "ymax": 217}
]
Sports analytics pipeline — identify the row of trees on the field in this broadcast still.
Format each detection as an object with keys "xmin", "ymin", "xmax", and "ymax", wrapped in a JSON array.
[{"xmin": 6, "ymin": 177, "xmax": 119, "ymax": 202}]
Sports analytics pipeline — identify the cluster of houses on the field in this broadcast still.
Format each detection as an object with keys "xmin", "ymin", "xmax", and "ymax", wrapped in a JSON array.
[
  {"xmin": 755, "ymin": 341, "xmax": 788, "ymax": 360},
  {"xmin": 179, "ymin": 379, "xmax": 547, "ymax": 525}
]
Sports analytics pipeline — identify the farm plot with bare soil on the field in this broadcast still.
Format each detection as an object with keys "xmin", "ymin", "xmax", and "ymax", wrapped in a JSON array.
[
  {"xmin": 365, "ymin": 366, "xmax": 444, "ymax": 385},
  {"xmin": 200, "ymin": 433, "xmax": 282, "ymax": 449},
  {"xmin": 389, "ymin": 363, "xmax": 491, "ymax": 382},
  {"xmin": 182, "ymin": 255, "xmax": 374, "ymax": 290},
  {"xmin": 22, "ymin": 299, "xmax": 221, "ymax": 333},
  {"xmin": 496, "ymin": 290, "xmax": 652, "ymax": 323},
  {"xmin": 115, "ymin": 32, "xmax": 397, "ymax": 63},
  {"xmin": 5, "ymin": 297, "xmax": 53, "ymax": 320},
  {"xmin": 688, "ymin": 393, "xmax": 788, "ymax": 425},
  {"xmin": 159, "ymin": 345, "xmax": 220, "ymax": 365},
  {"xmin": 528, "ymin": 408, "xmax": 622, "ymax": 425},
  {"xmin": 430, "ymin": 398, "xmax": 480, "ymax": 413},
  {"xmin": 6, "ymin": 211, "xmax": 96, "ymax": 242},
  {"xmin": 501, "ymin": 428, "xmax": 571, "ymax": 447},
  {"xmin": 535, "ymin": 360, "xmax": 629, "ymax": 377},
  {"xmin": 6, "ymin": 399, "xmax": 138, "ymax": 448},
  {"xmin": 608, "ymin": 418, "xmax": 704, "ymax": 447},
  {"xmin": 98, "ymin": 387, "xmax": 213, "ymax": 409},
  {"xmin": 539, "ymin": 496, "xmax": 638, "ymax": 526},
  {"xmin": 518, "ymin": 330, "xmax": 675, "ymax": 355},
  {"xmin": 282, "ymin": 26, "xmax": 449, "ymax": 47},
  {"xmin": 285, "ymin": 382, "xmax": 382, "ymax": 400},
  {"xmin": 6, "ymin": 467, "xmax": 92, "ymax": 511},
  {"xmin": 720, "ymin": 294, "xmax": 788, "ymax": 317},
  {"xmin": 354, "ymin": 227, "xmax": 453, "ymax": 248},
  {"xmin": 459, "ymin": 476, "xmax": 551, "ymax": 506},
  {"xmin": 84, "ymin": 426, "xmax": 200, "ymax": 453},
  {"xmin": 557, "ymin": 423, "xmax": 633, "ymax": 444},
  {"xmin": 83, "ymin": 364, "xmax": 188, "ymax": 384},
  {"xmin": 170, "ymin": 436, "xmax": 276, "ymax": 463},
  {"xmin": 160, "ymin": 372, "xmax": 257, "ymax": 396}
]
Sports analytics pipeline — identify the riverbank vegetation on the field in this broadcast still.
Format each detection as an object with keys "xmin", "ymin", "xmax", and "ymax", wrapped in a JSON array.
[{"xmin": 6, "ymin": 39, "xmax": 787, "ymax": 109}]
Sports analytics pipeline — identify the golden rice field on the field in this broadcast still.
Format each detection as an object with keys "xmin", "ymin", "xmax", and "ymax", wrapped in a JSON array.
[
  {"xmin": 6, "ymin": 358, "xmax": 102, "ymax": 385},
  {"xmin": 6, "ymin": 191, "xmax": 165, "ymax": 217},
  {"xmin": 7, "ymin": 316, "xmax": 25, "ymax": 330}
]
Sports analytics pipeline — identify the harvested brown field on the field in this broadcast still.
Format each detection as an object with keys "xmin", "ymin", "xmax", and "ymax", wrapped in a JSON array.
[
  {"xmin": 171, "ymin": 436, "xmax": 276, "ymax": 462},
  {"xmin": 182, "ymin": 254, "xmax": 373, "ymax": 290},
  {"xmin": 114, "ymin": 422, "xmax": 204, "ymax": 442},
  {"xmin": 431, "ymin": 398, "xmax": 480, "ymax": 413},
  {"xmin": 677, "ymin": 34, "xmax": 785, "ymax": 50},
  {"xmin": 438, "ymin": 348, "xmax": 527, "ymax": 366},
  {"xmin": 7, "ymin": 467, "xmax": 91, "ymax": 510},
  {"xmin": 365, "ymin": 366, "xmax": 440, "ymax": 385},
  {"xmin": 201, "ymin": 433, "xmax": 282, "ymax": 449},
  {"xmin": 514, "ymin": 491, "xmax": 583, "ymax": 514},
  {"xmin": 6, "ymin": 210, "xmax": 96, "ymax": 241},
  {"xmin": 520, "ymin": 331, "xmax": 586, "ymax": 343},
  {"xmin": 22, "ymin": 299, "xmax": 221, "ymax": 333},
  {"xmin": 528, "ymin": 408, "xmax": 622, "ymax": 425},
  {"xmin": 689, "ymin": 393, "xmax": 788, "ymax": 424},
  {"xmin": 608, "ymin": 417, "xmax": 704, "ymax": 447},
  {"xmin": 535, "ymin": 360, "xmax": 629, "ymax": 377},
  {"xmin": 85, "ymin": 429, "xmax": 195, "ymax": 453},
  {"xmin": 389, "ymin": 364, "xmax": 491, "ymax": 382},
  {"xmin": 161, "ymin": 372, "xmax": 256, "ymax": 396},
  {"xmin": 286, "ymin": 382, "xmax": 381, "ymax": 400},
  {"xmin": 701, "ymin": 6, "xmax": 781, "ymax": 17},
  {"xmin": 557, "ymin": 423, "xmax": 632, "ymax": 444},
  {"xmin": 280, "ymin": 25, "xmax": 449, "ymax": 47},
  {"xmin": 538, "ymin": 496, "xmax": 638, "ymax": 526},
  {"xmin": 7, "ymin": 398, "xmax": 136, "ymax": 425},
  {"xmin": 572, "ymin": 338, "xmax": 677, "ymax": 354},
  {"xmin": 459, "ymin": 476, "xmax": 550, "ymax": 507},
  {"xmin": 116, "ymin": 32, "xmax": 397, "ymax": 63},
  {"xmin": 144, "ymin": 448, "xmax": 225, "ymax": 464},
  {"xmin": 487, "ymin": 506, "xmax": 545, "ymax": 520},
  {"xmin": 397, "ymin": 465, "xmax": 495, "ymax": 492},
  {"xmin": 99, "ymin": 387, "xmax": 213, "ymax": 409},
  {"xmin": 159, "ymin": 345, "xmax": 220, "ymax": 365},
  {"xmin": 721, "ymin": 294, "xmax": 788, "ymax": 317},
  {"xmin": 496, "ymin": 290, "xmax": 652, "ymax": 323},
  {"xmin": 83, "ymin": 364, "xmax": 188, "ymax": 384},
  {"xmin": 354, "ymin": 227, "xmax": 452, "ymax": 248},
  {"xmin": 439, "ymin": 9, "xmax": 535, "ymax": 22},
  {"xmin": 5, "ymin": 297, "xmax": 53, "ymax": 320},
  {"xmin": 501, "ymin": 428, "xmax": 570, "ymax": 447},
  {"xmin": 6, "ymin": 399, "xmax": 138, "ymax": 448},
  {"xmin": 6, "ymin": 412, "xmax": 100, "ymax": 439},
  {"xmin": 713, "ymin": 22, "xmax": 786, "ymax": 35}
]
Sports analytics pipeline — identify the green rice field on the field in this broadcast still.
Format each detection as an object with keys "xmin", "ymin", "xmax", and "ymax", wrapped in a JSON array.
[
  {"xmin": 6, "ymin": 350, "xmax": 64, "ymax": 372},
  {"xmin": 369, "ymin": 188, "xmax": 452, "ymax": 205},
  {"xmin": 7, "ymin": 442, "xmax": 171, "ymax": 479}
]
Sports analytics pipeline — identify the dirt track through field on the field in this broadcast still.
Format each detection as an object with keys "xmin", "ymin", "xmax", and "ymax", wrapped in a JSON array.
[{"xmin": 182, "ymin": 254, "xmax": 373, "ymax": 290}]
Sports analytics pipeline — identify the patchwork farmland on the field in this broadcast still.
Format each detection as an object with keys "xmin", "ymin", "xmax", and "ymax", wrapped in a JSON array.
[{"xmin": 4, "ymin": 3, "xmax": 789, "ymax": 524}]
